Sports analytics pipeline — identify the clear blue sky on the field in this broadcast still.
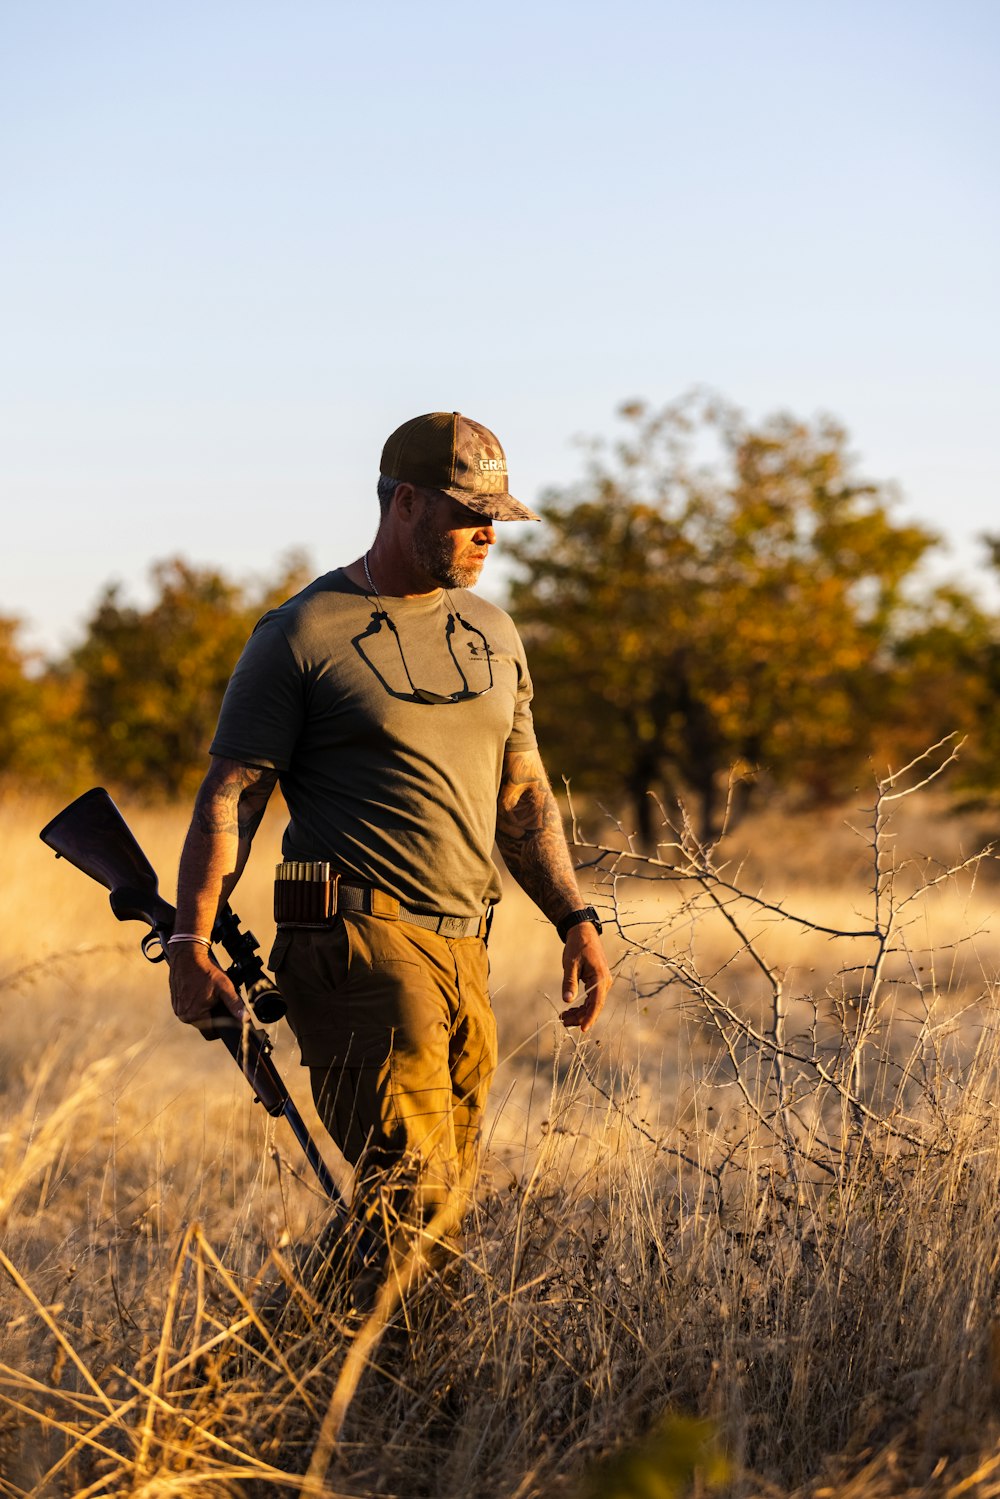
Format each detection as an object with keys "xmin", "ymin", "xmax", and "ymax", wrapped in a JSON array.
[{"xmin": 2, "ymin": 1, "xmax": 997, "ymax": 655}]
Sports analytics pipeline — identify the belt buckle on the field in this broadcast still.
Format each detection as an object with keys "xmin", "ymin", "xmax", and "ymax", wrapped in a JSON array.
[{"xmin": 438, "ymin": 914, "xmax": 468, "ymax": 938}]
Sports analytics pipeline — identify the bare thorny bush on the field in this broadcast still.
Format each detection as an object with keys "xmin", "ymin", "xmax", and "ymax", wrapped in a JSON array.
[
  {"xmin": 574, "ymin": 735, "xmax": 999, "ymax": 1192},
  {"xmin": 2, "ymin": 738, "xmax": 1000, "ymax": 1498}
]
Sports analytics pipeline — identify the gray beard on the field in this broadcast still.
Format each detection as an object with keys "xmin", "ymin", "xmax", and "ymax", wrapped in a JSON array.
[{"xmin": 411, "ymin": 511, "xmax": 483, "ymax": 589}]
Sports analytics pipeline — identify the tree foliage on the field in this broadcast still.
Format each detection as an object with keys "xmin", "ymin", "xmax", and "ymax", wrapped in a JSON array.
[
  {"xmin": 70, "ymin": 551, "xmax": 311, "ymax": 797},
  {"xmin": 0, "ymin": 617, "xmax": 88, "ymax": 788},
  {"xmin": 884, "ymin": 557, "xmax": 1000, "ymax": 803},
  {"xmin": 506, "ymin": 392, "xmax": 942, "ymax": 840}
]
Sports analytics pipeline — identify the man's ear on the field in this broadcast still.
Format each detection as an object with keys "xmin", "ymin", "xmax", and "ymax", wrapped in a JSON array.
[{"xmin": 392, "ymin": 482, "xmax": 421, "ymax": 521}]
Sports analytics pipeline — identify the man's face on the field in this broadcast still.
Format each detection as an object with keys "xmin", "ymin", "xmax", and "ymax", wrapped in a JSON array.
[{"xmin": 410, "ymin": 490, "xmax": 496, "ymax": 589}]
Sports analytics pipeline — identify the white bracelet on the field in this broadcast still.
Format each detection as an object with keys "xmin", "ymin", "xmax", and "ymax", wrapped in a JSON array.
[{"xmin": 167, "ymin": 934, "xmax": 212, "ymax": 948}]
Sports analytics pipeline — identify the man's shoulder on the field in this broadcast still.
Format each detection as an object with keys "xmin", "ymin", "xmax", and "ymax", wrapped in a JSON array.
[
  {"xmin": 454, "ymin": 589, "xmax": 521, "ymax": 636},
  {"xmin": 257, "ymin": 569, "xmax": 368, "ymax": 635}
]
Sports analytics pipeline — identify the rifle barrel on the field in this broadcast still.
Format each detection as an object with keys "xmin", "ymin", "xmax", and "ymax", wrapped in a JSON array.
[{"xmin": 282, "ymin": 1099, "xmax": 342, "ymax": 1201}]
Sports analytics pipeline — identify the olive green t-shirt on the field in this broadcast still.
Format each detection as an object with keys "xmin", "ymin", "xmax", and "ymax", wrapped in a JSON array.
[{"xmin": 210, "ymin": 569, "xmax": 537, "ymax": 917}]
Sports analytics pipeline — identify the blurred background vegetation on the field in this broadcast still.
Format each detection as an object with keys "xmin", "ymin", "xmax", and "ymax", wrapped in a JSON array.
[{"xmin": 4, "ymin": 393, "xmax": 999, "ymax": 835}]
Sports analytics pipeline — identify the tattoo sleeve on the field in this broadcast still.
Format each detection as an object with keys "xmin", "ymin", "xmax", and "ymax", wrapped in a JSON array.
[
  {"xmin": 495, "ymin": 749, "xmax": 583, "ymax": 924},
  {"xmin": 193, "ymin": 758, "xmax": 278, "ymax": 841},
  {"xmin": 175, "ymin": 758, "xmax": 278, "ymax": 934}
]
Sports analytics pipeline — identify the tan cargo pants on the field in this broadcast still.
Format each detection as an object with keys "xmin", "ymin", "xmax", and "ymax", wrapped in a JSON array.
[{"xmin": 269, "ymin": 911, "xmax": 497, "ymax": 1240}]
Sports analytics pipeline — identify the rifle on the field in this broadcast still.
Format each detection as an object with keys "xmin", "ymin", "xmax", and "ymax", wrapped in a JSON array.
[{"xmin": 39, "ymin": 787, "xmax": 345, "ymax": 1210}]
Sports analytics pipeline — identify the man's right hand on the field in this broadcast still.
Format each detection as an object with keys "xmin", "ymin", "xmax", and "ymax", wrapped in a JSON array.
[{"xmin": 168, "ymin": 943, "xmax": 247, "ymax": 1032}]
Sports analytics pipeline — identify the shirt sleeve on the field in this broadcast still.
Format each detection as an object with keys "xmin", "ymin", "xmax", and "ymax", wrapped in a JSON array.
[
  {"xmin": 209, "ymin": 615, "xmax": 305, "ymax": 771},
  {"xmin": 505, "ymin": 631, "xmax": 538, "ymax": 753}
]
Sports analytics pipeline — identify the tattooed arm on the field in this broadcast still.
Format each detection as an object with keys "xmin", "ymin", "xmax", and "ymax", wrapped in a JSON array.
[
  {"xmin": 496, "ymin": 748, "xmax": 611, "ymax": 1032},
  {"xmin": 168, "ymin": 756, "xmax": 278, "ymax": 1028}
]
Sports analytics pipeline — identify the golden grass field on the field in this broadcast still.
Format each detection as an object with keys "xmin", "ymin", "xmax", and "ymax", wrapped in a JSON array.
[{"xmin": 2, "ymin": 750, "xmax": 1000, "ymax": 1498}]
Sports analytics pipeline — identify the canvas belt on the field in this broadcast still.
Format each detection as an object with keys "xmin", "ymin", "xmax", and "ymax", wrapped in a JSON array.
[
  {"xmin": 274, "ymin": 860, "xmax": 487, "ymax": 939},
  {"xmin": 337, "ymin": 882, "xmax": 488, "ymax": 940}
]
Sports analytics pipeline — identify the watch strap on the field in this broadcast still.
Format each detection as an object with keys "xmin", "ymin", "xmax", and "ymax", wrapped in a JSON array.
[{"xmin": 556, "ymin": 906, "xmax": 603, "ymax": 942}]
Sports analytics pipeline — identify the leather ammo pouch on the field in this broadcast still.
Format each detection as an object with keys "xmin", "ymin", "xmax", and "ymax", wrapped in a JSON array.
[{"xmin": 274, "ymin": 861, "xmax": 340, "ymax": 926}]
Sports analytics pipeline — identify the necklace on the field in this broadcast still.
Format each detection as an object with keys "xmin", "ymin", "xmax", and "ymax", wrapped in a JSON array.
[{"xmin": 362, "ymin": 551, "xmax": 378, "ymax": 596}]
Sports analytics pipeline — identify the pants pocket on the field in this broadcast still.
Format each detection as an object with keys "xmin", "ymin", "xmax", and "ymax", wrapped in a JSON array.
[{"xmin": 271, "ymin": 920, "xmax": 354, "ymax": 1065}]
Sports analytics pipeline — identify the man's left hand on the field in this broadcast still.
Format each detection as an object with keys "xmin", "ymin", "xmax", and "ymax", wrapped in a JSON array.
[{"xmin": 560, "ymin": 923, "xmax": 612, "ymax": 1032}]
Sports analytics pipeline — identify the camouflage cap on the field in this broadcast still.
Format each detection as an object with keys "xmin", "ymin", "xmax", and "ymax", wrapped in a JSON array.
[{"xmin": 380, "ymin": 411, "xmax": 540, "ymax": 522}]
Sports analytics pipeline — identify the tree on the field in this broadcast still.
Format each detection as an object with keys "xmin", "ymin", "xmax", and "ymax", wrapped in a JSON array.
[
  {"xmin": 0, "ymin": 616, "xmax": 88, "ymax": 788},
  {"xmin": 505, "ymin": 392, "xmax": 939, "ymax": 843},
  {"xmin": 882, "ymin": 545, "xmax": 1000, "ymax": 805},
  {"xmin": 72, "ymin": 551, "xmax": 311, "ymax": 797}
]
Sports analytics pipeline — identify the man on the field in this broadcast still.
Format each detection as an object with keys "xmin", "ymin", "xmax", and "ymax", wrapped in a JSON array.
[{"xmin": 168, "ymin": 411, "xmax": 611, "ymax": 1250}]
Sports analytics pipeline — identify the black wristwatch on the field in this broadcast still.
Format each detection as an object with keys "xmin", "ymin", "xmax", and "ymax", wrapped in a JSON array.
[{"xmin": 556, "ymin": 906, "xmax": 603, "ymax": 943}]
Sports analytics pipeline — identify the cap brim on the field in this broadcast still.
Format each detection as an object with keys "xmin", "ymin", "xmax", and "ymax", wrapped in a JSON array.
[{"xmin": 439, "ymin": 487, "xmax": 541, "ymax": 523}]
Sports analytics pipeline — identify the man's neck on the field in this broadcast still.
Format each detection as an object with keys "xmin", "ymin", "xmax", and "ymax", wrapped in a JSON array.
[{"xmin": 343, "ymin": 547, "xmax": 441, "ymax": 600}]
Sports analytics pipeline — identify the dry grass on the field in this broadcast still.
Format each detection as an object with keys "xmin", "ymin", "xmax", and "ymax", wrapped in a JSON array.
[{"xmin": 1, "ymin": 756, "xmax": 1000, "ymax": 1497}]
